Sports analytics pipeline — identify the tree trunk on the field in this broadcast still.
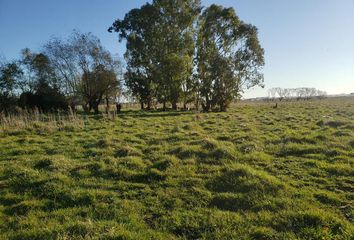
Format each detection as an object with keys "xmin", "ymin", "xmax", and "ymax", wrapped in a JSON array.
[
  {"xmin": 172, "ymin": 102, "xmax": 177, "ymax": 110},
  {"xmin": 162, "ymin": 101, "xmax": 166, "ymax": 111},
  {"xmin": 219, "ymin": 102, "xmax": 227, "ymax": 112},
  {"xmin": 93, "ymin": 103, "xmax": 99, "ymax": 114},
  {"xmin": 105, "ymin": 96, "xmax": 109, "ymax": 114},
  {"xmin": 204, "ymin": 96, "xmax": 211, "ymax": 112},
  {"xmin": 116, "ymin": 103, "xmax": 121, "ymax": 113},
  {"xmin": 88, "ymin": 100, "xmax": 94, "ymax": 113},
  {"xmin": 195, "ymin": 96, "xmax": 199, "ymax": 111},
  {"xmin": 70, "ymin": 102, "xmax": 76, "ymax": 113},
  {"xmin": 203, "ymin": 100, "xmax": 210, "ymax": 112},
  {"xmin": 140, "ymin": 101, "xmax": 144, "ymax": 110},
  {"xmin": 83, "ymin": 104, "xmax": 89, "ymax": 113}
]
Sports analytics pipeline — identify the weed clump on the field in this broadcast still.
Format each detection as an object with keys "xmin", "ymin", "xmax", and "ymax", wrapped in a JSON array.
[
  {"xmin": 314, "ymin": 192, "xmax": 342, "ymax": 206},
  {"xmin": 208, "ymin": 164, "xmax": 285, "ymax": 195},
  {"xmin": 115, "ymin": 145, "xmax": 142, "ymax": 157},
  {"xmin": 325, "ymin": 120, "xmax": 347, "ymax": 128},
  {"xmin": 275, "ymin": 209, "xmax": 351, "ymax": 238},
  {"xmin": 207, "ymin": 164, "xmax": 287, "ymax": 212}
]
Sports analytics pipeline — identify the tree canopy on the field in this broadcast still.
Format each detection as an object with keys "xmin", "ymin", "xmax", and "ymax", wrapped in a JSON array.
[
  {"xmin": 1, "ymin": 1, "xmax": 266, "ymax": 114},
  {"xmin": 0, "ymin": 31, "xmax": 122, "ymax": 114},
  {"xmin": 110, "ymin": 1, "xmax": 264, "ymax": 111},
  {"xmin": 197, "ymin": 4, "xmax": 265, "ymax": 111}
]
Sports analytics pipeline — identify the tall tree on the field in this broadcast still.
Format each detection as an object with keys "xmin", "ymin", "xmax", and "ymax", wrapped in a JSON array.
[
  {"xmin": 152, "ymin": 0, "xmax": 201, "ymax": 110},
  {"xmin": 110, "ymin": 0, "xmax": 201, "ymax": 110},
  {"xmin": 17, "ymin": 49, "xmax": 68, "ymax": 112},
  {"xmin": 110, "ymin": 3, "xmax": 160, "ymax": 110},
  {"xmin": 197, "ymin": 4, "xmax": 264, "ymax": 111},
  {"xmin": 44, "ymin": 31, "xmax": 122, "ymax": 113},
  {"xmin": 44, "ymin": 37, "xmax": 81, "ymax": 107},
  {"xmin": 0, "ymin": 61, "xmax": 22, "ymax": 113},
  {"xmin": 110, "ymin": 4, "xmax": 162, "ymax": 110}
]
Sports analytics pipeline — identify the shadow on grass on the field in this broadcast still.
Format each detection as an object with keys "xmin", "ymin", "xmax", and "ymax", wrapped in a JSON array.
[
  {"xmin": 79, "ymin": 109, "xmax": 197, "ymax": 119},
  {"xmin": 118, "ymin": 109, "xmax": 196, "ymax": 118}
]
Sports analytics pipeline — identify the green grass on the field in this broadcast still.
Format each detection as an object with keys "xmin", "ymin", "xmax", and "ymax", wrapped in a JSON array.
[{"xmin": 0, "ymin": 98, "xmax": 353, "ymax": 239}]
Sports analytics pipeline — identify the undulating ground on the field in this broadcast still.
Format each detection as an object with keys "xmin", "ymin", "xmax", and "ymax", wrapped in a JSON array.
[{"xmin": 0, "ymin": 98, "xmax": 353, "ymax": 239}]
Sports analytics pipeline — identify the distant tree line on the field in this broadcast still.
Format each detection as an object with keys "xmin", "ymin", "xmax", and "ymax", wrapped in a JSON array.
[
  {"xmin": 1, "ymin": 0, "xmax": 265, "ymax": 114},
  {"xmin": 109, "ymin": 0, "xmax": 265, "ymax": 111},
  {"xmin": 267, "ymin": 87, "xmax": 327, "ymax": 101},
  {"xmin": 0, "ymin": 31, "xmax": 122, "ymax": 114}
]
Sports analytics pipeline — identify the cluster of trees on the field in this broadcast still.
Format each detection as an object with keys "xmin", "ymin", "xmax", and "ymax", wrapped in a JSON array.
[
  {"xmin": 1, "ymin": 1, "xmax": 265, "ymax": 114},
  {"xmin": 267, "ymin": 87, "xmax": 327, "ymax": 101},
  {"xmin": 109, "ymin": 0, "xmax": 264, "ymax": 111},
  {"xmin": 0, "ymin": 31, "xmax": 122, "ymax": 114}
]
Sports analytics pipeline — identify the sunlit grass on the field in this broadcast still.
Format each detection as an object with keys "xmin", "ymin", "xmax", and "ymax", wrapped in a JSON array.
[{"xmin": 0, "ymin": 97, "xmax": 353, "ymax": 239}]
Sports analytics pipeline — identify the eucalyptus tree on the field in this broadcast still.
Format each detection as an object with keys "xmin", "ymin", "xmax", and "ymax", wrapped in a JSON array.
[
  {"xmin": 109, "ymin": 3, "xmax": 160, "ymax": 110},
  {"xmin": 152, "ymin": 0, "xmax": 201, "ymax": 110},
  {"xmin": 197, "ymin": 4, "xmax": 264, "ymax": 111},
  {"xmin": 110, "ymin": 0, "xmax": 200, "ymax": 110}
]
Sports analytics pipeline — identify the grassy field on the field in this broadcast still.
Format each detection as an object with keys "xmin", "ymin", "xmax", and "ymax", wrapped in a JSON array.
[{"xmin": 0, "ymin": 98, "xmax": 353, "ymax": 239}]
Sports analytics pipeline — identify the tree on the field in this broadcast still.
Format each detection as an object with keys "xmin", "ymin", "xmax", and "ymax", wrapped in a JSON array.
[
  {"xmin": 44, "ymin": 37, "xmax": 81, "ymax": 108},
  {"xmin": 268, "ymin": 87, "xmax": 327, "ymax": 101},
  {"xmin": 317, "ymin": 90, "xmax": 327, "ymax": 99},
  {"xmin": 71, "ymin": 32, "xmax": 121, "ymax": 114},
  {"xmin": 152, "ymin": 0, "xmax": 201, "ymax": 110},
  {"xmin": 110, "ymin": 3, "xmax": 160, "ymax": 110},
  {"xmin": 80, "ymin": 64, "xmax": 119, "ymax": 114},
  {"xmin": 110, "ymin": 0, "xmax": 200, "ymax": 110},
  {"xmin": 268, "ymin": 88, "xmax": 277, "ymax": 100},
  {"xmin": 22, "ymin": 83, "xmax": 68, "ymax": 112},
  {"xmin": 19, "ymin": 48, "xmax": 40, "ymax": 93},
  {"xmin": 181, "ymin": 65, "xmax": 196, "ymax": 110},
  {"xmin": 197, "ymin": 4, "xmax": 264, "ymax": 111},
  {"xmin": 17, "ymin": 49, "xmax": 68, "ymax": 112},
  {"xmin": 111, "ymin": 2, "xmax": 263, "ymax": 111},
  {"xmin": 45, "ymin": 31, "xmax": 122, "ymax": 113},
  {"xmin": 0, "ymin": 61, "xmax": 22, "ymax": 113}
]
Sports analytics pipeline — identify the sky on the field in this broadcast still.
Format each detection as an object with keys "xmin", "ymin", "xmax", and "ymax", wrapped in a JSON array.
[{"xmin": 0, "ymin": 0, "xmax": 353, "ymax": 98}]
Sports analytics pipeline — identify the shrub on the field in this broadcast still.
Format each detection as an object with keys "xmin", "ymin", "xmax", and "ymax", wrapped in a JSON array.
[{"xmin": 19, "ymin": 84, "xmax": 68, "ymax": 112}]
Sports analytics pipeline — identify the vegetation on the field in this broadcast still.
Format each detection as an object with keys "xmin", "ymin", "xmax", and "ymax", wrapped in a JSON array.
[
  {"xmin": 0, "ymin": 61, "xmax": 23, "ymax": 114},
  {"xmin": 1, "ymin": 1, "xmax": 264, "ymax": 115},
  {"xmin": 0, "ymin": 98, "xmax": 353, "ymax": 239},
  {"xmin": 196, "ymin": 4, "xmax": 264, "ymax": 111},
  {"xmin": 109, "ymin": 1, "xmax": 264, "ymax": 111},
  {"xmin": 0, "ymin": 1, "xmax": 352, "ymax": 239},
  {"xmin": 0, "ymin": 31, "xmax": 122, "ymax": 115},
  {"xmin": 268, "ymin": 87, "xmax": 327, "ymax": 101}
]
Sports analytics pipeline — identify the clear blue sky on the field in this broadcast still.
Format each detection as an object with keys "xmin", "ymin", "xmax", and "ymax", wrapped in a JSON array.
[{"xmin": 1, "ymin": 0, "xmax": 353, "ymax": 97}]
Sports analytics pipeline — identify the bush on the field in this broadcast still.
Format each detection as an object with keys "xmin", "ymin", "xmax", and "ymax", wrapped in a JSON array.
[
  {"xmin": 0, "ymin": 94, "xmax": 18, "ymax": 114},
  {"xmin": 19, "ymin": 83, "xmax": 68, "ymax": 112}
]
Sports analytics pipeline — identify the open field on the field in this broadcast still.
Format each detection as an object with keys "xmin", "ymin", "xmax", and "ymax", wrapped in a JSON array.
[{"xmin": 0, "ymin": 97, "xmax": 353, "ymax": 239}]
